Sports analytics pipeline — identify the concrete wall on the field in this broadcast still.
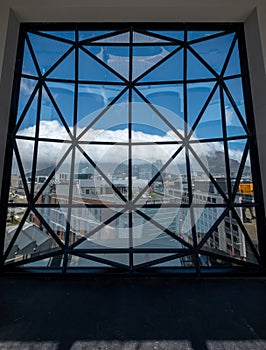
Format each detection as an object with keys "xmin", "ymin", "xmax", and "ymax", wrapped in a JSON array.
[{"xmin": 0, "ymin": 0, "xmax": 266, "ymax": 214}]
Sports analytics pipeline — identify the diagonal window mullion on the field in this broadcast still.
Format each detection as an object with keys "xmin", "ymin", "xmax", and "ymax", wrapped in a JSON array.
[
  {"xmin": 26, "ymin": 34, "xmax": 42, "ymax": 78},
  {"xmin": 134, "ymin": 28, "xmax": 183, "ymax": 45},
  {"xmin": 76, "ymin": 144, "xmax": 128, "ymax": 203},
  {"xmin": 231, "ymin": 207, "xmax": 261, "ymax": 264},
  {"xmin": 188, "ymin": 82, "xmax": 219, "ymax": 139},
  {"xmin": 71, "ymin": 251, "xmax": 129, "ymax": 269},
  {"xmin": 135, "ymin": 209, "xmax": 194, "ymax": 250},
  {"xmin": 197, "ymin": 207, "xmax": 230, "ymax": 250},
  {"xmin": 77, "ymin": 86, "xmax": 128, "ymax": 141},
  {"xmin": 13, "ymin": 140, "xmax": 31, "ymax": 201},
  {"xmin": 42, "ymin": 82, "xmax": 74, "ymax": 138},
  {"xmin": 69, "ymin": 208, "xmax": 128, "ymax": 249},
  {"xmin": 132, "ymin": 144, "xmax": 184, "ymax": 204},
  {"xmin": 223, "ymin": 81, "xmax": 251, "ymax": 135},
  {"xmin": 80, "ymin": 28, "xmax": 130, "ymax": 45},
  {"xmin": 4, "ymin": 249, "xmax": 63, "ymax": 268},
  {"xmin": 188, "ymin": 144, "xmax": 229, "ymax": 203},
  {"xmin": 133, "ymin": 45, "xmax": 184, "ymax": 84},
  {"xmin": 79, "ymin": 45, "xmax": 128, "ymax": 84},
  {"xmin": 31, "ymin": 30, "xmax": 75, "ymax": 45},
  {"xmin": 187, "ymin": 45, "xmax": 219, "ymax": 79},
  {"xmin": 33, "ymin": 144, "xmax": 73, "ymax": 204},
  {"xmin": 220, "ymin": 34, "xmax": 237, "ymax": 77},
  {"xmin": 13, "ymin": 82, "xmax": 40, "ymax": 137},
  {"xmin": 132, "ymin": 251, "xmax": 193, "ymax": 270},
  {"xmin": 133, "ymin": 87, "xmax": 185, "ymax": 141},
  {"xmin": 43, "ymin": 45, "xmax": 75, "ymax": 78},
  {"xmin": 3, "ymin": 207, "xmax": 31, "ymax": 262},
  {"xmin": 232, "ymin": 140, "xmax": 250, "ymax": 200},
  {"xmin": 31, "ymin": 207, "xmax": 65, "ymax": 250}
]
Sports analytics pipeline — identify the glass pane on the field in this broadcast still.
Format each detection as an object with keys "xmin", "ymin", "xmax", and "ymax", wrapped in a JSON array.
[
  {"xmin": 5, "ymin": 210, "xmax": 62, "ymax": 265},
  {"xmin": 195, "ymin": 207, "xmax": 225, "ymax": 244},
  {"xmin": 77, "ymin": 91, "xmax": 128, "ymax": 138},
  {"xmin": 72, "ymin": 211, "xmax": 129, "ymax": 249},
  {"xmin": 224, "ymin": 78, "xmax": 247, "ymax": 123},
  {"xmin": 224, "ymin": 40, "xmax": 241, "ymax": 76},
  {"xmin": 39, "ymin": 31, "xmax": 75, "ymax": 41},
  {"xmin": 79, "ymin": 48, "xmax": 123, "ymax": 82},
  {"xmin": 134, "ymin": 208, "xmax": 192, "ymax": 248},
  {"xmin": 187, "ymin": 82, "xmax": 216, "ymax": 132},
  {"xmin": 188, "ymin": 31, "xmax": 223, "ymax": 41},
  {"xmin": 93, "ymin": 32, "xmax": 130, "ymax": 44},
  {"xmin": 139, "ymin": 49, "xmax": 183, "ymax": 82},
  {"xmin": 133, "ymin": 252, "xmax": 178, "ymax": 267},
  {"xmin": 201, "ymin": 209, "xmax": 259, "ymax": 264},
  {"xmin": 22, "ymin": 42, "xmax": 38, "ymax": 76},
  {"xmin": 68, "ymin": 253, "xmax": 129, "ymax": 267},
  {"xmin": 190, "ymin": 33, "xmax": 235, "ymax": 74},
  {"xmin": 150, "ymin": 31, "xmax": 184, "ymax": 41},
  {"xmin": 79, "ymin": 31, "xmax": 114, "ymax": 42},
  {"xmin": 190, "ymin": 86, "xmax": 222, "ymax": 139},
  {"xmin": 46, "ymin": 82, "xmax": 75, "ymax": 127},
  {"xmin": 187, "ymin": 50, "xmax": 214, "ymax": 80},
  {"xmin": 28, "ymin": 32, "xmax": 72, "ymax": 75},
  {"xmin": 17, "ymin": 91, "xmax": 38, "ymax": 136},
  {"xmin": 47, "ymin": 50, "xmax": 75, "ymax": 80}
]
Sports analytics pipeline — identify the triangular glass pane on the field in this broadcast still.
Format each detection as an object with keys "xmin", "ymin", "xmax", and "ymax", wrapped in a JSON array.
[
  {"xmin": 35, "ymin": 144, "xmax": 72, "ymax": 201},
  {"xmin": 72, "ymin": 211, "xmax": 129, "ymax": 249},
  {"xmin": 224, "ymin": 91, "xmax": 247, "ymax": 137},
  {"xmin": 68, "ymin": 255, "xmax": 110, "ymax": 267},
  {"xmin": 199, "ymin": 254, "xmax": 242, "ymax": 267},
  {"xmin": 187, "ymin": 50, "xmax": 214, "ymax": 80},
  {"xmin": 156, "ymin": 255, "xmax": 195, "ymax": 267},
  {"xmin": 228, "ymin": 139, "xmax": 247, "ymax": 189},
  {"xmin": 22, "ymin": 255, "xmax": 63, "ymax": 268},
  {"xmin": 77, "ymin": 84, "xmax": 126, "ymax": 126},
  {"xmin": 188, "ymin": 31, "xmax": 223, "ymax": 41},
  {"xmin": 138, "ymin": 83, "xmax": 183, "ymax": 116},
  {"xmin": 17, "ymin": 79, "xmax": 38, "ymax": 121},
  {"xmin": 236, "ymin": 150, "xmax": 253, "ymax": 200},
  {"xmin": 78, "ymin": 91, "xmax": 128, "ymax": 141},
  {"xmin": 134, "ymin": 208, "xmax": 192, "ymax": 248},
  {"xmin": 224, "ymin": 78, "xmax": 247, "ymax": 122},
  {"xmin": 133, "ymin": 46, "xmax": 172, "ymax": 80},
  {"xmin": 16, "ymin": 92, "xmax": 38, "ymax": 136},
  {"xmin": 79, "ymin": 31, "xmax": 118, "ymax": 42},
  {"xmin": 75, "ymin": 145, "xmax": 128, "ymax": 204},
  {"xmin": 16, "ymin": 139, "xmax": 35, "ymax": 178},
  {"xmin": 139, "ymin": 49, "xmax": 183, "ymax": 83},
  {"xmin": 187, "ymin": 82, "xmax": 216, "ymax": 130},
  {"xmin": 194, "ymin": 207, "xmax": 225, "ymax": 244},
  {"xmin": 28, "ymin": 32, "xmax": 72, "ymax": 75},
  {"xmin": 79, "ymin": 48, "xmax": 123, "ymax": 82},
  {"xmin": 4, "ymin": 210, "xmax": 62, "ymax": 265},
  {"xmin": 85, "ymin": 45, "xmax": 129, "ymax": 80},
  {"xmin": 224, "ymin": 40, "xmax": 241, "ymax": 76},
  {"xmin": 36, "ymin": 206, "xmax": 67, "ymax": 245},
  {"xmin": 132, "ymin": 147, "xmax": 187, "ymax": 204},
  {"xmin": 69, "ymin": 253, "xmax": 129, "ymax": 267},
  {"xmin": 39, "ymin": 88, "xmax": 72, "ymax": 141},
  {"xmin": 46, "ymin": 82, "xmax": 75, "ymax": 127},
  {"xmin": 93, "ymin": 32, "xmax": 130, "ymax": 44},
  {"xmin": 48, "ymin": 50, "xmax": 75, "ymax": 80},
  {"xmin": 190, "ymin": 33, "xmax": 235, "ymax": 74},
  {"xmin": 22, "ymin": 42, "xmax": 38, "ymax": 76},
  {"xmin": 189, "ymin": 144, "xmax": 228, "ymax": 200},
  {"xmin": 133, "ymin": 32, "xmax": 169, "ymax": 43},
  {"xmin": 39, "ymin": 31, "xmax": 75, "ymax": 41},
  {"xmin": 201, "ymin": 210, "xmax": 259, "ymax": 264},
  {"xmin": 150, "ymin": 31, "xmax": 184, "ymax": 41},
  {"xmin": 133, "ymin": 252, "xmax": 177, "ymax": 266},
  {"xmin": 132, "ymin": 90, "xmax": 184, "ymax": 141},
  {"xmin": 190, "ymin": 87, "xmax": 222, "ymax": 138}
]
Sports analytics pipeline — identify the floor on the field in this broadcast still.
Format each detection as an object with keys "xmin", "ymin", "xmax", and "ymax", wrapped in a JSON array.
[{"xmin": 0, "ymin": 276, "xmax": 266, "ymax": 349}]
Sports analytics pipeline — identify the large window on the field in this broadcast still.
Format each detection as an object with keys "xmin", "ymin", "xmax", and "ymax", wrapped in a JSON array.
[{"xmin": 1, "ymin": 23, "xmax": 264, "ymax": 274}]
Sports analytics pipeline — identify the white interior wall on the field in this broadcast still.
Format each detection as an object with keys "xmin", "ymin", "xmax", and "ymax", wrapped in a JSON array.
[{"xmin": 0, "ymin": 0, "xmax": 266, "ymax": 215}]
